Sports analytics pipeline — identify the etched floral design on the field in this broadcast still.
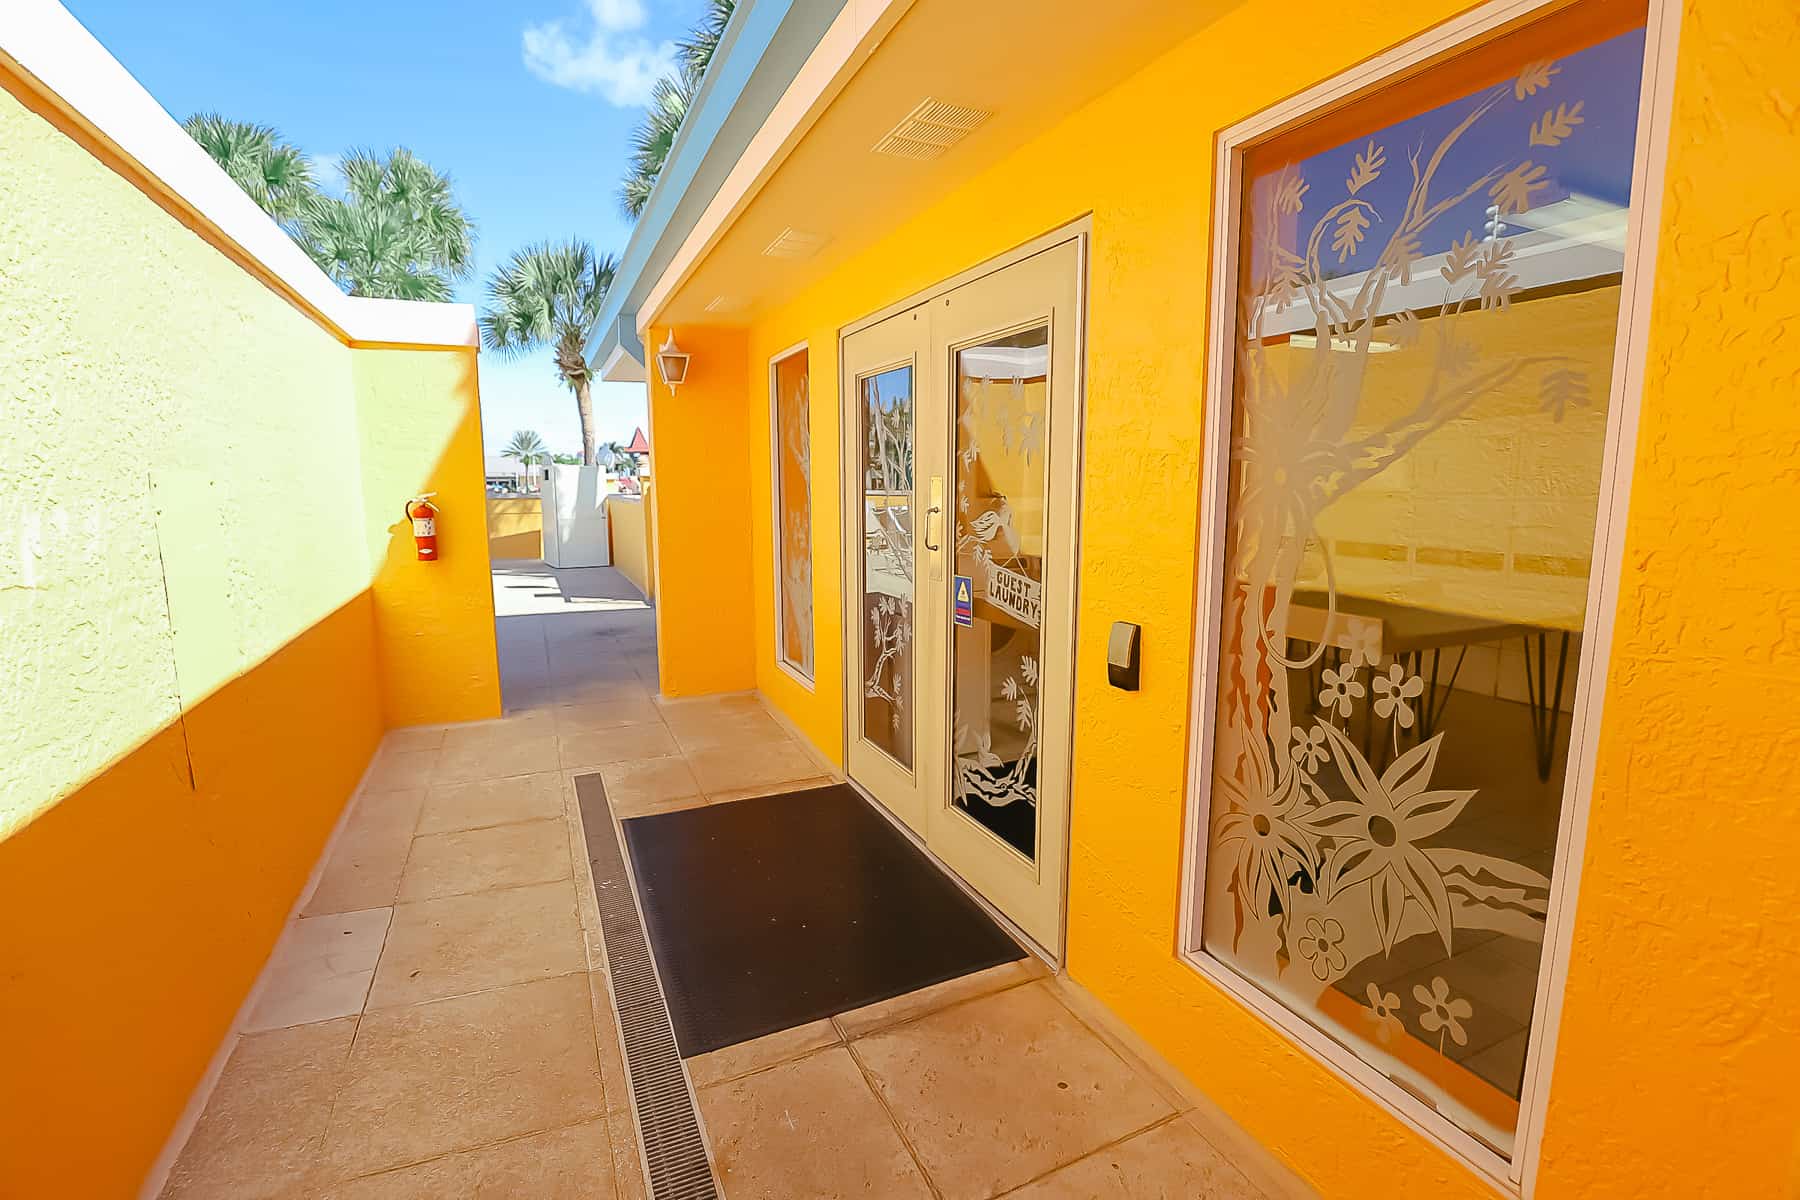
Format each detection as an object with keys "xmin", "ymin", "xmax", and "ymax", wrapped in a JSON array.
[
  {"xmin": 1319, "ymin": 664, "xmax": 1365, "ymax": 719},
  {"xmin": 1295, "ymin": 915, "xmax": 1347, "ymax": 981},
  {"xmin": 1364, "ymin": 983, "xmax": 1404, "ymax": 1043},
  {"xmin": 1372, "ymin": 663, "xmax": 1425, "ymax": 730},
  {"xmin": 1290, "ymin": 725, "xmax": 1328, "ymax": 773},
  {"xmin": 1297, "ymin": 725, "xmax": 1475, "ymax": 955},
  {"xmin": 1414, "ymin": 976, "xmax": 1473, "ymax": 1050}
]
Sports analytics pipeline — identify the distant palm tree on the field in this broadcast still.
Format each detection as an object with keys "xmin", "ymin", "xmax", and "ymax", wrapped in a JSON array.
[
  {"xmin": 299, "ymin": 149, "xmax": 475, "ymax": 301},
  {"xmin": 479, "ymin": 241, "xmax": 617, "ymax": 466},
  {"xmin": 602, "ymin": 439, "xmax": 640, "ymax": 476},
  {"xmin": 182, "ymin": 114, "xmax": 317, "ymax": 228},
  {"xmin": 619, "ymin": 0, "xmax": 735, "ymax": 218},
  {"xmin": 505, "ymin": 430, "xmax": 549, "ymax": 465}
]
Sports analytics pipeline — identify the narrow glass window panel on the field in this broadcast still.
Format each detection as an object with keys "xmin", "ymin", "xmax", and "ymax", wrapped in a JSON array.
[
  {"xmin": 1198, "ymin": 15, "xmax": 1646, "ymax": 1159},
  {"xmin": 774, "ymin": 350, "xmax": 814, "ymax": 678},
  {"xmin": 952, "ymin": 326, "xmax": 1050, "ymax": 860},
  {"xmin": 860, "ymin": 365, "xmax": 914, "ymax": 769}
]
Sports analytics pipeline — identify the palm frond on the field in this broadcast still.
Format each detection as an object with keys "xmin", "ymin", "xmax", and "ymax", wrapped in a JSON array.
[
  {"xmin": 182, "ymin": 112, "xmax": 318, "ymax": 223},
  {"xmin": 618, "ymin": 0, "xmax": 734, "ymax": 220},
  {"xmin": 296, "ymin": 147, "xmax": 475, "ymax": 300}
]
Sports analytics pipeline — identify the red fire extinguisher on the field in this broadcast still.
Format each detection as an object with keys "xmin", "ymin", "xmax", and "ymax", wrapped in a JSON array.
[{"xmin": 405, "ymin": 494, "xmax": 439, "ymax": 562}]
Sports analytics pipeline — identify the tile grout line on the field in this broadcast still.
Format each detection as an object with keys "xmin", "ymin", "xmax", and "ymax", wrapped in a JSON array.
[
  {"xmin": 840, "ymin": 1033, "xmax": 947, "ymax": 1200},
  {"xmin": 989, "ymin": 1112, "xmax": 1193, "ymax": 1199}
]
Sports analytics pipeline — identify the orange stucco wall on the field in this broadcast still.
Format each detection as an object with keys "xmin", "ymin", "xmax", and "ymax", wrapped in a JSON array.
[
  {"xmin": 651, "ymin": 1, "xmax": 1800, "ymax": 1195},
  {"xmin": 0, "ymin": 595, "xmax": 385, "ymax": 1198},
  {"xmin": 647, "ymin": 324, "xmax": 758, "ymax": 696}
]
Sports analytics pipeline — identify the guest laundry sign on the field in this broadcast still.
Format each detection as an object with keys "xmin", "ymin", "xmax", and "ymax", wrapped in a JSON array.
[
  {"xmin": 985, "ymin": 563, "xmax": 1042, "ymax": 628},
  {"xmin": 953, "ymin": 576, "xmax": 974, "ymax": 627}
]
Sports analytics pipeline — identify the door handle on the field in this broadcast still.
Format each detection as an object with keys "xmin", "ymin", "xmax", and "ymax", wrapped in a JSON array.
[{"xmin": 925, "ymin": 475, "xmax": 945, "ymax": 580}]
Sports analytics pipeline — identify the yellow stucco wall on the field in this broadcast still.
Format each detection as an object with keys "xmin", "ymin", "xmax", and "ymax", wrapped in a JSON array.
[
  {"xmin": 0, "ymin": 70, "xmax": 498, "ymax": 1197},
  {"xmin": 607, "ymin": 494, "xmax": 655, "ymax": 599},
  {"xmin": 486, "ymin": 495, "xmax": 544, "ymax": 560},
  {"xmin": 682, "ymin": 2, "xmax": 1800, "ymax": 1196}
]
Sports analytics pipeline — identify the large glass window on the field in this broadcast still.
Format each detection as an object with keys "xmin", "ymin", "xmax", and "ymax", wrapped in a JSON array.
[
  {"xmin": 1195, "ymin": 11, "xmax": 1647, "ymax": 1160},
  {"xmin": 773, "ymin": 348, "xmax": 814, "ymax": 679}
]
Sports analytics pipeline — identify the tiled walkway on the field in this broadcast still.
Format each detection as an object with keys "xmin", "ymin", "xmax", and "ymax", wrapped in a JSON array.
[{"xmin": 157, "ymin": 565, "xmax": 1297, "ymax": 1199}]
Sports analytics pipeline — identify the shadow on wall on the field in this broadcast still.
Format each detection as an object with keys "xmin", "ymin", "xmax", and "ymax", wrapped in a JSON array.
[
  {"xmin": 0, "ymin": 592, "xmax": 383, "ymax": 1200},
  {"xmin": 0, "ymin": 393, "xmax": 498, "ymax": 1200}
]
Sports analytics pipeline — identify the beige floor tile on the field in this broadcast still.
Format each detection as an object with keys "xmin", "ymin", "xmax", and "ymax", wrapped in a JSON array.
[
  {"xmin": 608, "ymin": 1110, "xmax": 646, "ymax": 1200},
  {"xmin": 318, "ymin": 1118, "xmax": 615, "ymax": 1199},
  {"xmin": 320, "ymin": 974, "xmax": 604, "ymax": 1181},
  {"xmin": 438, "ymin": 710, "xmax": 557, "ymax": 755},
  {"xmin": 559, "ymin": 723, "xmax": 679, "ymax": 770},
  {"xmin": 834, "ymin": 959, "xmax": 1048, "ymax": 1040},
  {"xmin": 853, "ymin": 982, "xmax": 1173, "ymax": 1200},
  {"xmin": 396, "ymin": 818, "xmax": 571, "ymax": 903},
  {"xmin": 246, "ymin": 908, "xmax": 392, "ymax": 1032},
  {"xmin": 554, "ymin": 693, "xmax": 661, "ymax": 732},
  {"xmin": 687, "ymin": 1019, "xmax": 841, "ymax": 1089},
  {"xmin": 161, "ymin": 1018, "xmax": 356, "ymax": 1200},
  {"xmin": 303, "ymin": 791, "xmax": 424, "ymax": 917},
  {"xmin": 557, "ymin": 675, "xmax": 649, "ymax": 705},
  {"xmin": 434, "ymin": 734, "xmax": 562, "ymax": 784},
  {"xmin": 661, "ymin": 705, "xmax": 785, "ymax": 754},
  {"xmin": 1006, "ymin": 1117, "xmax": 1265, "ymax": 1199},
  {"xmin": 686, "ymin": 739, "xmax": 830, "ymax": 802},
  {"xmin": 415, "ymin": 772, "xmax": 564, "ymax": 836},
  {"xmin": 594, "ymin": 756, "xmax": 705, "ymax": 818},
  {"xmin": 586, "ymin": 973, "xmax": 632, "ymax": 1114},
  {"xmin": 381, "ymin": 727, "xmax": 445, "ymax": 754},
  {"xmin": 698, "ymin": 1047, "xmax": 931, "ymax": 1200},
  {"xmin": 366, "ymin": 880, "xmax": 585, "ymax": 1009},
  {"xmin": 364, "ymin": 749, "xmax": 439, "ymax": 792}
]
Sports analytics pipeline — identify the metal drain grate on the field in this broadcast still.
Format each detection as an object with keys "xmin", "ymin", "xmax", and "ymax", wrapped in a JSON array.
[{"xmin": 575, "ymin": 774, "xmax": 719, "ymax": 1200}]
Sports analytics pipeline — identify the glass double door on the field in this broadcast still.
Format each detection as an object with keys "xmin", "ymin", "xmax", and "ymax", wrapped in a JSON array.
[{"xmin": 840, "ymin": 239, "xmax": 1082, "ymax": 953}]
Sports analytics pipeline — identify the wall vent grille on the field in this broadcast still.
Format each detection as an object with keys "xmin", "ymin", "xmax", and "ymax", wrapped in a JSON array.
[
  {"xmin": 871, "ymin": 98, "xmax": 991, "ymax": 161},
  {"xmin": 761, "ymin": 227, "xmax": 829, "ymax": 259}
]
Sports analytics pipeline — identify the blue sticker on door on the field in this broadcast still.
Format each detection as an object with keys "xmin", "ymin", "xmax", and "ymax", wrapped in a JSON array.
[{"xmin": 953, "ymin": 575, "xmax": 974, "ymax": 627}]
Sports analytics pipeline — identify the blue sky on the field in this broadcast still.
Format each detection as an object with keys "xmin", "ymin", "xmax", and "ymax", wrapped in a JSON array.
[{"xmin": 63, "ymin": 0, "xmax": 706, "ymax": 457}]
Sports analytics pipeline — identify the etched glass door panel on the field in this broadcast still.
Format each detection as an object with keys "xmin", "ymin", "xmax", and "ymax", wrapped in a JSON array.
[
  {"xmin": 860, "ymin": 365, "xmax": 916, "ymax": 769},
  {"xmin": 1196, "ymin": 14, "xmax": 1647, "ymax": 1159},
  {"xmin": 951, "ymin": 326, "xmax": 1051, "ymax": 860}
]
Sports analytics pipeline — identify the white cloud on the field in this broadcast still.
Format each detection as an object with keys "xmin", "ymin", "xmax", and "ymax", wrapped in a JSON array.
[{"xmin": 522, "ymin": 0, "xmax": 679, "ymax": 107}]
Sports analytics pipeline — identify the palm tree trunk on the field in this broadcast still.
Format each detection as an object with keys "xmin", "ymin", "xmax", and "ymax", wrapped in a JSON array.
[{"xmin": 575, "ymin": 378, "xmax": 596, "ymax": 466}]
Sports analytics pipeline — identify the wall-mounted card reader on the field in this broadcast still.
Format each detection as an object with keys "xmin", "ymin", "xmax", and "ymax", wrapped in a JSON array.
[{"xmin": 1107, "ymin": 621, "xmax": 1141, "ymax": 691}]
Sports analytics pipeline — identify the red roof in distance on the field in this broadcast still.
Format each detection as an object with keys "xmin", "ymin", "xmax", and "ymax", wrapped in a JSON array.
[{"xmin": 624, "ymin": 427, "xmax": 650, "ymax": 455}]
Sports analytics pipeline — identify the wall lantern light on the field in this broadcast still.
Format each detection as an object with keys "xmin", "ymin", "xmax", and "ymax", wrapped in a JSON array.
[{"xmin": 656, "ymin": 331, "xmax": 691, "ymax": 392}]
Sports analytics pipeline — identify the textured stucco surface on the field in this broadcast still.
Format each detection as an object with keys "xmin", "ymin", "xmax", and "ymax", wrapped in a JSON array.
[
  {"xmin": 1536, "ymin": 3, "xmax": 1800, "ymax": 1195},
  {"xmin": 0, "ymin": 82, "xmax": 366, "ymax": 837},
  {"xmin": 355, "ymin": 347, "xmax": 501, "ymax": 727},
  {"xmin": 648, "ymin": 324, "xmax": 758, "ymax": 696},
  {"xmin": 0, "ymin": 72, "xmax": 500, "ymax": 1197},
  {"xmin": 689, "ymin": 0, "xmax": 1800, "ymax": 1195}
]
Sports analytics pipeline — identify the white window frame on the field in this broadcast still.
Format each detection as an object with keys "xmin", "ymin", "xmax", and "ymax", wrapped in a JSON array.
[
  {"xmin": 1174, "ymin": 0, "xmax": 1683, "ymax": 1192},
  {"xmin": 770, "ymin": 340, "xmax": 816, "ymax": 687}
]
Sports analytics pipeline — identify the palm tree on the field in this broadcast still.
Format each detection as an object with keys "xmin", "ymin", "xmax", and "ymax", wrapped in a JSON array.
[
  {"xmin": 504, "ymin": 430, "xmax": 550, "ymax": 490},
  {"xmin": 618, "ymin": 0, "xmax": 735, "ymax": 218},
  {"xmin": 299, "ymin": 149, "xmax": 475, "ymax": 301},
  {"xmin": 182, "ymin": 114, "xmax": 317, "ymax": 229},
  {"xmin": 479, "ymin": 241, "xmax": 617, "ymax": 465}
]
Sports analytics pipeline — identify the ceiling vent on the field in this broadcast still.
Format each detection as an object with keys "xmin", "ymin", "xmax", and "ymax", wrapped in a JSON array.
[
  {"xmin": 761, "ymin": 227, "xmax": 829, "ymax": 260},
  {"xmin": 871, "ymin": 98, "xmax": 991, "ymax": 161},
  {"xmin": 703, "ymin": 294, "xmax": 744, "ymax": 314}
]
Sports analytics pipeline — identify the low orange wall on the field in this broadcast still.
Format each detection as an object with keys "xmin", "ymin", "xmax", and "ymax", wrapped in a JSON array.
[
  {"xmin": 487, "ymin": 495, "xmax": 543, "ymax": 560},
  {"xmin": 605, "ymin": 494, "xmax": 653, "ymax": 599},
  {"xmin": 0, "ymin": 594, "xmax": 384, "ymax": 1199}
]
